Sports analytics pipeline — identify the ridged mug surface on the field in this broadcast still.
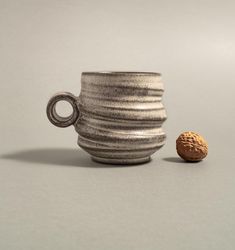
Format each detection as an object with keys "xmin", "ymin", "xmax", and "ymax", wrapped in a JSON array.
[
  {"xmin": 76, "ymin": 72, "xmax": 167, "ymax": 164},
  {"xmin": 47, "ymin": 72, "xmax": 167, "ymax": 165}
]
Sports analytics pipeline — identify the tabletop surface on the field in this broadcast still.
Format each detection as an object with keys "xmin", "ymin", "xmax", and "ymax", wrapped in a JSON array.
[{"xmin": 1, "ymin": 145, "xmax": 234, "ymax": 250}]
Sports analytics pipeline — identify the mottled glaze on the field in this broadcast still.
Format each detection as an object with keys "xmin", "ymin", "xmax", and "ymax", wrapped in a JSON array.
[{"xmin": 47, "ymin": 72, "xmax": 167, "ymax": 165}]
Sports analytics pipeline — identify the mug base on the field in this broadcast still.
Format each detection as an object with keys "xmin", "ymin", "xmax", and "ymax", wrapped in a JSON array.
[{"xmin": 91, "ymin": 156, "xmax": 151, "ymax": 165}]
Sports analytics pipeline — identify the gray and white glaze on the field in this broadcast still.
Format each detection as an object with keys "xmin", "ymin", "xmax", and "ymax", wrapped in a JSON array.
[{"xmin": 47, "ymin": 72, "xmax": 167, "ymax": 165}]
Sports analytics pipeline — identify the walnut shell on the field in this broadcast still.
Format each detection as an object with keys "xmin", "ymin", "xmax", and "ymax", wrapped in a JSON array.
[{"xmin": 176, "ymin": 131, "xmax": 208, "ymax": 162}]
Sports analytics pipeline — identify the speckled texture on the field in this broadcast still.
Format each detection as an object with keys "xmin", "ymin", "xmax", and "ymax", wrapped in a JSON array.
[
  {"xmin": 176, "ymin": 131, "xmax": 208, "ymax": 162},
  {"xmin": 47, "ymin": 72, "xmax": 167, "ymax": 165}
]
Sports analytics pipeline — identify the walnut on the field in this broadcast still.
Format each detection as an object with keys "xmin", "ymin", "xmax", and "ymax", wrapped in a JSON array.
[{"xmin": 176, "ymin": 131, "xmax": 208, "ymax": 162}]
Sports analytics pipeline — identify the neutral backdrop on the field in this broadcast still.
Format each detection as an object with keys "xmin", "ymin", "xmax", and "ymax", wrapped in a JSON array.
[{"xmin": 1, "ymin": 0, "xmax": 235, "ymax": 249}]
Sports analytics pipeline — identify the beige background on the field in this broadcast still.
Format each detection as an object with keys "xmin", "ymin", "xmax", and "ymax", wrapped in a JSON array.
[{"xmin": 1, "ymin": 0, "xmax": 235, "ymax": 249}]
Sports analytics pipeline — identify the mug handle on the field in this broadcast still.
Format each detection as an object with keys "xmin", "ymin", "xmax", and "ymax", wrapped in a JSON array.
[{"xmin": 46, "ymin": 92, "xmax": 80, "ymax": 128}]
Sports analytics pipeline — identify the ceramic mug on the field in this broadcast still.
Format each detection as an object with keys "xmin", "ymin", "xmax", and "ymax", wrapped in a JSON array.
[{"xmin": 47, "ymin": 72, "xmax": 167, "ymax": 164}]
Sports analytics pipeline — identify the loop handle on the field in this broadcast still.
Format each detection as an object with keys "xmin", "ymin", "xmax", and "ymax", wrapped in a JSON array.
[{"xmin": 46, "ymin": 92, "xmax": 79, "ymax": 128}]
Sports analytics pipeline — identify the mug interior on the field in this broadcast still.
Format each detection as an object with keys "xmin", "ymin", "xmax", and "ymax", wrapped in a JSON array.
[{"xmin": 82, "ymin": 71, "xmax": 161, "ymax": 76}]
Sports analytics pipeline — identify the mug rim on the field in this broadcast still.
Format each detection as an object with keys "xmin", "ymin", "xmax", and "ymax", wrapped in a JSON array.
[{"xmin": 82, "ymin": 71, "xmax": 161, "ymax": 76}]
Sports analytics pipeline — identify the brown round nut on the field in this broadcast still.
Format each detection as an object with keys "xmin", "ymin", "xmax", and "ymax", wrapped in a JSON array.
[{"xmin": 176, "ymin": 131, "xmax": 208, "ymax": 162}]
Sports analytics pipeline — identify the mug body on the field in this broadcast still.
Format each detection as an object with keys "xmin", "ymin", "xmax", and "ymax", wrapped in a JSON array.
[{"xmin": 75, "ymin": 72, "xmax": 167, "ymax": 164}]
